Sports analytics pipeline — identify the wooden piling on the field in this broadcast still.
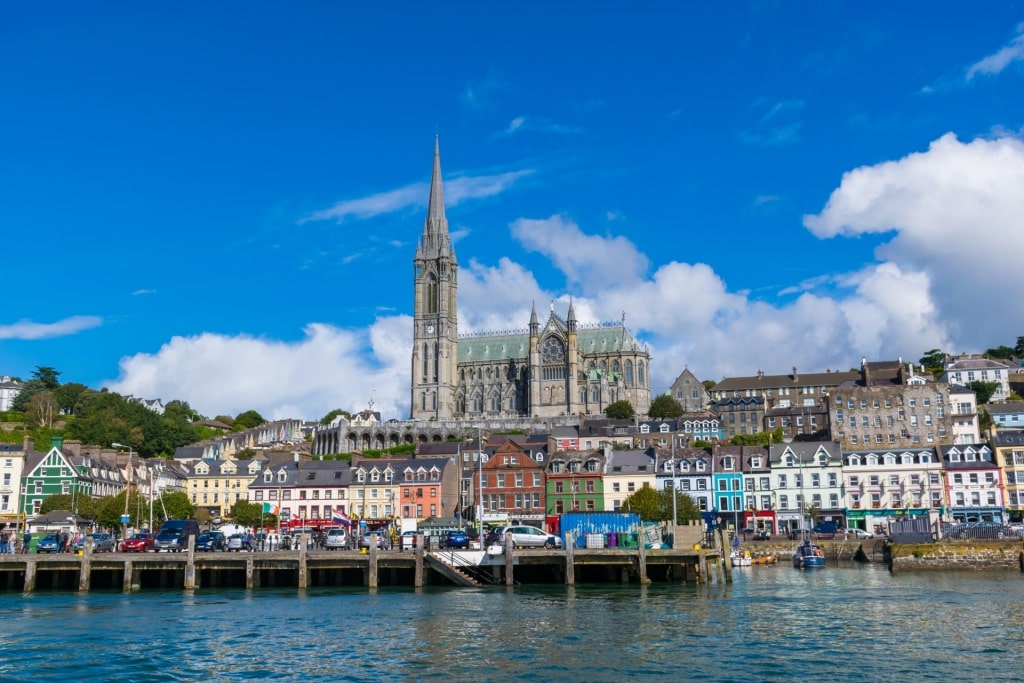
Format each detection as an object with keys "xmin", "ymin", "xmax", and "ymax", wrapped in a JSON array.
[
  {"xmin": 298, "ymin": 534, "xmax": 308, "ymax": 589},
  {"xmin": 637, "ymin": 538, "xmax": 651, "ymax": 585},
  {"xmin": 414, "ymin": 539, "xmax": 424, "ymax": 587},
  {"xmin": 246, "ymin": 556, "xmax": 254, "ymax": 590},
  {"xmin": 79, "ymin": 541, "xmax": 91, "ymax": 592},
  {"xmin": 565, "ymin": 532, "xmax": 575, "ymax": 586},
  {"xmin": 184, "ymin": 535, "xmax": 196, "ymax": 590},
  {"xmin": 368, "ymin": 537, "xmax": 378, "ymax": 589},
  {"xmin": 504, "ymin": 533, "xmax": 514, "ymax": 586},
  {"xmin": 123, "ymin": 560, "xmax": 134, "ymax": 592},
  {"xmin": 23, "ymin": 559, "xmax": 36, "ymax": 592}
]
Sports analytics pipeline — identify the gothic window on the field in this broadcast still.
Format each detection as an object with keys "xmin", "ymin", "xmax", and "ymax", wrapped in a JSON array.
[
  {"xmin": 426, "ymin": 273, "xmax": 438, "ymax": 314},
  {"xmin": 612, "ymin": 360, "xmax": 621, "ymax": 374},
  {"xmin": 542, "ymin": 336, "xmax": 565, "ymax": 363},
  {"xmin": 456, "ymin": 394, "xmax": 465, "ymax": 414},
  {"xmin": 460, "ymin": 369, "xmax": 465, "ymax": 382},
  {"xmin": 591, "ymin": 386, "xmax": 600, "ymax": 403},
  {"xmin": 638, "ymin": 361, "xmax": 646, "ymax": 387},
  {"xmin": 433, "ymin": 342, "xmax": 439, "ymax": 381},
  {"xmin": 625, "ymin": 360, "xmax": 634, "ymax": 387},
  {"xmin": 600, "ymin": 360, "xmax": 608, "ymax": 374},
  {"xmin": 580, "ymin": 388, "xmax": 587, "ymax": 403},
  {"xmin": 490, "ymin": 392, "xmax": 500, "ymax": 411},
  {"xmin": 473, "ymin": 393, "xmax": 484, "ymax": 412},
  {"xmin": 422, "ymin": 343, "xmax": 428, "ymax": 378}
]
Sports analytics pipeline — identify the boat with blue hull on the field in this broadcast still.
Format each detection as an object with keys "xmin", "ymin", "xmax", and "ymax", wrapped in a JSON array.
[{"xmin": 792, "ymin": 539, "xmax": 826, "ymax": 568}]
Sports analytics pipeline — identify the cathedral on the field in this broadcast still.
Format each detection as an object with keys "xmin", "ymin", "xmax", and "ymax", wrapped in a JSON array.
[{"xmin": 410, "ymin": 139, "xmax": 651, "ymax": 420}]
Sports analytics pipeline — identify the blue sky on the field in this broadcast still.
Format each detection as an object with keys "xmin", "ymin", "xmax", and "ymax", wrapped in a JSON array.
[{"xmin": 2, "ymin": 4, "xmax": 1024, "ymax": 421}]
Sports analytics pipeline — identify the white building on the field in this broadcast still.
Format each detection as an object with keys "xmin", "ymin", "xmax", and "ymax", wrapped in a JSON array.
[
  {"xmin": 843, "ymin": 448, "xmax": 943, "ymax": 535},
  {"xmin": 0, "ymin": 441, "xmax": 27, "ymax": 527},
  {"xmin": 948, "ymin": 385, "xmax": 981, "ymax": 444},
  {"xmin": 942, "ymin": 354, "xmax": 1012, "ymax": 403},
  {"xmin": 0, "ymin": 376, "xmax": 23, "ymax": 412},
  {"xmin": 939, "ymin": 444, "xmax": 1005, "ymax": 524},
  {"xmin": 769, "ymin": 442, "xmax": 844, "ymax": 536}
]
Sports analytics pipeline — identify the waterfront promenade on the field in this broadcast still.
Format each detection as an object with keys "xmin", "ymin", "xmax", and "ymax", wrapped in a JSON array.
[{"xmin": 0, "ymin": 533, "xmax": 726, "ymax": 593}]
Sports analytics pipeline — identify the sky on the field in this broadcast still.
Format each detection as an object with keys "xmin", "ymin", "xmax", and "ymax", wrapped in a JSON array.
[{"xmin": 2, "ymin": 4, "xmax": 1024, "ymax": 422}]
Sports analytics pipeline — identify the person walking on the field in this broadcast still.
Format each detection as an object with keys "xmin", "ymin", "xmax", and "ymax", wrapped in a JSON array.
[{"xmin": 22, "ymin": 530, "xmax": 31, "ymax": 554}]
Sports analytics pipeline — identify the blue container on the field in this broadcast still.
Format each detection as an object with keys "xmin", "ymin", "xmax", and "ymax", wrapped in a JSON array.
[{"xmin": 558, "ymin": 511, "xmax": 641, "ymax": 549}]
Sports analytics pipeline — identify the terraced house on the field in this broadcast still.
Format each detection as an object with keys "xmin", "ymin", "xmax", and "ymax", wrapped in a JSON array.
[
  {"xmin": 188, "ymin": 458, "xmax": 264, "ymax": 519},
  {"xmin": 20, "ymin": 437, "xmax": 123, "ymax": 517}
]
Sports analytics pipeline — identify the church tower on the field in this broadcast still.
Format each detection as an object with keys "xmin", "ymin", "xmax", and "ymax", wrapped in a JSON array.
[{"xmin": 411, "ymin": 138, "xmax": 459, "ymax": 419}]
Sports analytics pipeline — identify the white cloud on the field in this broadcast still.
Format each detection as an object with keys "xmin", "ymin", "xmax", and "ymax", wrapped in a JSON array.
[
  {"xmin": 112, "ymin": 132, "xmax": 1023, "ymax": 418},
  {"xmin": 511, "ymin": 214, "xmax": 649, "ymax": 291},
  {"xmin": 966, "ymin": 24, "xmax": 1024, "ymax": 80},
  {"xmin": 132, "ymin": 289, "xmax": 157, "ymax": 296},
  {"xmin": 106, "ymin": 321, "xmax": 410, "ymax": 421},
  {"xmin": 301, "ymin": 170, "xmax": 533, "ymax": 224},
  {"xmin": 804, "ymin": 132, "xmax": 1024, "ymax": 351},
  {"xmin": 0, "ymin": 315, "xmax": 102, "ymax": 340}
]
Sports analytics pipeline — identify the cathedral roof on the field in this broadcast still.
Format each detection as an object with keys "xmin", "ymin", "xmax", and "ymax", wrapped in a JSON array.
[{"xmin": 456, "ymin": 323, "xmax": 645, "ymax": 364}]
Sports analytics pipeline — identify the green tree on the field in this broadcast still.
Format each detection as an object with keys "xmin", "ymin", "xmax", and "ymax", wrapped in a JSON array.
[
  {"xmin": 320, "ymin": 409, "xmax": 352, "ymax": 425},
  {"xmin": 158, "ymin": 491, "xmax": 196, "ymax": 523},
  {"xmin": 648, "ymin": 394, "xmax": 684, "ymax": 420},
  {"xmin": 1016, "ymin": 336, "xmax": 1024, "ymax": 356},
  {"xmin": 214, "ymin": 415, "xmax": 235, "ymax": 427},
  {"xmin": 702, "ymin": 380, "xmax": 716, "ymax": 392},
  {"xmin": 620, "ymin": 483, "xmax": 662, "ymax": 520},
  {"xmin": 918, "ymin": 349, "xmax": 947, "ymax": 378},
  {"xmin": 39, "ymin": 493, "xmax": 97, "ymax": 520},
  {"xmin": 32, "ymin": 366, "xmax": 61, "ymax": 389},
  {"xmin": 730, "ymin": 427, "xmax": 782, "ymax": 446},
  {"xmin": 985, "ymin": 345, "xmax": 1015, "ymax": 359},
  {"xmin": 662, "ymin": 487, "xmax": 702, "ymax": 525},
  {"xmin": 967, "ymin": 380, "xmax": 1000, "ymax": 405},
  {"xmin": 605, "ymin": 400, "xmax": 635, "ymax": 420},
  {"xmin": 230, "ymin": 500, "xmax": 265, "ymax": 527},
  {"xmin": 53, "ymin": 382, "xmax": 93, "ymax": 416},
  {"xmin": 94, "ymin": 489, "xmax": 147, "ymax": 530},
  {"xmin": 234, "ymin": 410, "xmax": 265, "ymax": 430}
]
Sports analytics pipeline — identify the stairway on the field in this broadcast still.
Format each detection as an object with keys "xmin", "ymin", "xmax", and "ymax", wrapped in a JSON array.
[{"xmin": 426, "ymin": 551, "xmax": 486, "ymax": 587}]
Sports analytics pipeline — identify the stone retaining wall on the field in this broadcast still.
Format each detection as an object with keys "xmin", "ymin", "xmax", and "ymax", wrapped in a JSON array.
[{"xmin": 890, "ymin": 542, "xmax": 1024, "ymax": 571}]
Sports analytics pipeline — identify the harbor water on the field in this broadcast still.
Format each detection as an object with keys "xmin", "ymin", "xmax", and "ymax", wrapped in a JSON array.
[{"xmin": 1, "ymin": 564, "xmax": 1021, "ymax": 682}]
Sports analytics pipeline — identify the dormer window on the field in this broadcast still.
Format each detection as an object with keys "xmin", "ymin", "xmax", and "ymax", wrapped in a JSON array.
[
  {"xmin": 371, "ymin": 470, "xmax": 380, "ymax": 482},
  {"xmin": 722, "ymin": 456, "xmax": 734, "ymax": 471},
  {"xmin": 568, "ymin": 461, "xmax": 581, "ymax": 473},
  {"xmin": 277, "ymin": 471, "xmax": 287, "ymax": 483},
  {"xmin": 640, "ymin": 424, "xmax": 650, "ymax": 434},
  {"xmin": 585, "ymin": 459, "xmax": 598, "ymax": 473},
  {"xmin": 263, "ymin": 471, "xmax": 273, "ymax": 483},
  {"xmin": 357, "ymin": 471, "xmax": 366, "ymax": 483},
  {"xmin": 659, "ymin": 424, "xmax": 670, "ymax": 433}
]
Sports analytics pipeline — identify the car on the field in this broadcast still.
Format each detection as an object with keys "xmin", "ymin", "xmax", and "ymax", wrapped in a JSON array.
[
  {"xmin": 443, "ymin": 529, "xmax": 469, "ymax": 549},
  {"xmin": 154, "ymin": 529, "xmax": 186, "ymax": 552},
  {"xmin": 36, "ymin": 533, "xmax": 60, "ymax": 553},
  {"xmin": 74, "ymin": 532, "xmax": 116, "ymax": 553},
  {"xmin": 121, "ymin": 531, "xmax": 155, "ymax": 552},
  {"xmin": 845, "ymin": 528, "xmax": 873, "ymax": 539},
  {"xmin": 496, "ymin": 525, "xmax": 561, "ymax": 549},
  {"xmin": 194, "ymin": 531, "xmax": 227, "ymax": 552},
  {"xmin": 324, "ymin": 528, "xmax": 348, "ymax": 550},
  {"xmin": 751, "ymin": 530, "xmax": 770, "ymax": 541},
  {"xmin": 226, "ymin": 533, "xmax": 254, "ymax": 552},
  {"xmin": 400, "ymin": 530, "xmax": 419, "ymax": 550},
  {"xmin": 358, "ymin": 530, "xmax": 388, "ymax": 550}
]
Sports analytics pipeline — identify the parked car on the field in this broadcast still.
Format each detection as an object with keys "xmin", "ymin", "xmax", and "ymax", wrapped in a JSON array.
[
  {"xmin": 36, "ymin": 533, "xmax": 60, "ymax": 553},
  {"xmin": 496, "ymin": 525, "xmax": 561, "ymax": 549},
  {"xmin": 358, "ymin": 530, "xmax": 388, "ymax": 550},
  {"xmin": 443, "ymin": 529, "xmax": 469, "ymax": 549},
  {"xmin": 121, "ymin": 531, "xmax": 155, "ymax": 552},
  {"xmin": 401, "ymin": 530, "xmax": 419, "ymax": 550},
  {"xmin": 324, "ymin": 528, "xmax": 348, "ymax": 550},
  {"xmin": 845, "ymin": 528, "xmax": 873, "ymax": 539},
  {"xmin": 226, "ymin": 533, "xmax": 254, "ymax": 552},
  {"xmin": 194, "ymin": 531, "xmax": 227, "ymax": 552},
  {"xmin": 74, "ymin": 532, "xmax": 116, "ymax": 553}
]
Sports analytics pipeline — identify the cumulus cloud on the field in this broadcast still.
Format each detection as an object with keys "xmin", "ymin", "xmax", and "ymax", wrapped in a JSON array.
[
  {"xmin": 966, "ymin": 24, "xmax": 1024, "ymax": 80},
  {"xmin": 110, "ymin": 132, "xmax": 1023, "ymax": 417},
  {"xmin": 106, "ymin": 321, "xmax": 411, "ymax": 421},
  {"xmin": 0, "ymin": 315, "xmax": 102, "ymax": 340},
  {"xmin": 511, "ymin": 214, "xmax": 649, "ymax": 291},
  {"xmin": 804, "ymin": 132, "xmax": 1024, "ymax": 351}
]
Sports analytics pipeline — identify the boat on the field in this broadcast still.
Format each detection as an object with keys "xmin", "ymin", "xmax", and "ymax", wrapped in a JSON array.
[
  {"xmin": 750, "ymin": 553, "xmax": 777, "ymax": 565},
  {"xmin": 792, "ymin": 539, "xmax": 826, "ymax": 568},
  {"xmin": 731, "ymin": 549, "xmax": 752, "ymax": 567}
]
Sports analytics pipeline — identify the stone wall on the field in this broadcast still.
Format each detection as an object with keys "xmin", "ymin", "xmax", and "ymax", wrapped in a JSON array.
[{"xmin": 890, "ymin": 542, "xmax": 1024, "ymax": 571}]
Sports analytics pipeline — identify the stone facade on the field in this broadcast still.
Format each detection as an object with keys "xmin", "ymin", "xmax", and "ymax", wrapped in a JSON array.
[{"xmin": 410, "ymin": 139, "xmax": 650, "ymax": 421}]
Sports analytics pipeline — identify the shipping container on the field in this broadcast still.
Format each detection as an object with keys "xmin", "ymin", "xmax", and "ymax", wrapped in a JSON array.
[{"xmin": 558, "ymin": 512, "xmax": 641, "ymax": 549}]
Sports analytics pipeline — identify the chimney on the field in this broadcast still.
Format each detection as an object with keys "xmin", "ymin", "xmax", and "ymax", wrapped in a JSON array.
[
  {"xmin": 757, "ymin": 369, "xmax": 764, "ymax": 379},
  {"xmin": 23, "ymin": 435, "xmax": 34, "ymax": 453},
  {"xmin": 792, "ymin": 367, "xmax": 799, "ymax": 383},
  {"xmin": 861, "ymin": 357, "xmax": 870, "ymax": 385}
]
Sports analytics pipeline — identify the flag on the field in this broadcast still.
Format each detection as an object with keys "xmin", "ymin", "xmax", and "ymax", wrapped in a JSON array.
[
  {"xmin": 262, "ymin": 502, "xmax": 280, "ymax": 515},
  {"xmin": 332, "ymin": 506, "xmax": 351, "ymax": 527}
]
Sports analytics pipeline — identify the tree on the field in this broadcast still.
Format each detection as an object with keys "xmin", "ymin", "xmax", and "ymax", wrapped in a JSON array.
[
  {"xmin": 26, "ymin": 391, "xmax": 58, "ymax": 428},
  {"xmin": 158, "ymin": 491, "xmax": 196, "ymax": 523},
  {"xmin": 648, "ymin": 394, "xmax": 684, "ymax": 420},
  {"xmin": 1016, "ymin": 336, "xmax": 1024, "ymax": 357},
  {"xmin": 230, "ymin": 500, "xmax": 264, "ymax": 527},
  {"xmin": 54, "ymin": 382, "xmax": 92, "ymax": 417},
  {"xmin": 234, "ymin": 410, "xmax": 265, "ymax": 430},
  {"xmin": 32, "ymin": 366, "xmax": 61, "ymax": 389},
  {"xmin": 605, "ymin": 400, "xmax": 635, "ymax": 420},
  {"xmin": 918, "ymin": 349, "xmax": 947, "ymax": 378},
  {"xmin": 39, "ymin": 493, "xmax": 97, "ymax": 520},
  {"xmin": 985, "ymin": 345, "xmax": 1015, "ymax": 359},
  {"xmin": 321, "ymin": 408, "xmax": 352, "ymax": 425},
  {"xmin": 730, "ymin": 427, "xmax": 782, "ymax": 447},
  {"xmin": 620, "ymin": 484, "xmax": 662, "ymax": 520},
  {"xmin": 967, "ymin": 380, "xmax": 1000, "ymax": 405},
  {"xmin": 702, "ymin": 380, "xmax": 716, "ymax": 392},
  {"xmin": 660, "ymin": 487, "xmax": 702, "ymax": 525}
]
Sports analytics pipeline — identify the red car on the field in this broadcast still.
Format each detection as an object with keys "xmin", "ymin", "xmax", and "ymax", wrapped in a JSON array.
[{"xmin": 120, "ymin": 532, "xmax": 155, "ymax": 552}]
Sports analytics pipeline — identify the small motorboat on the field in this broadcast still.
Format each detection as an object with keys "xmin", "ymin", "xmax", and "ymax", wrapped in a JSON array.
[
  {"xmin": 792, "ymin": 539, "xmax": 826, "ymax": 568},
  {"xmin": 732, "ymin": 549, "xmax": 752, "ymax": 567}
]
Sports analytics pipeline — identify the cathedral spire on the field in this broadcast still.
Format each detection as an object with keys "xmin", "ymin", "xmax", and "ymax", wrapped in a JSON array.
[{"xmin": 425, "ymin": 136, "xmax": 448, "ymax": 237}]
